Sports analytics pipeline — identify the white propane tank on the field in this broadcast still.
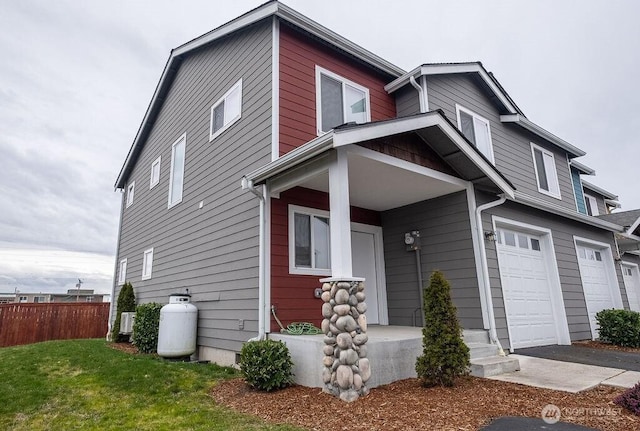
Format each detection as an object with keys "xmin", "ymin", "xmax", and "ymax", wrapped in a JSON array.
[{"xmin": 157, "ymin": 293, "xmax": 198, "ymax": 358}]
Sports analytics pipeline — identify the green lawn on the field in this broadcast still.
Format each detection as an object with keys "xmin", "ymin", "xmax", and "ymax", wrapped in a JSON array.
[{"xmin": 0, "ymin": 339, "xmax": 301, "ymax": 431}]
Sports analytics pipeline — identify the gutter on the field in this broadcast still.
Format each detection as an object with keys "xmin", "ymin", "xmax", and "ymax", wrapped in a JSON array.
[{"xmin": 475, "ymin": 196, "xmax": 507, "ymax": 356}]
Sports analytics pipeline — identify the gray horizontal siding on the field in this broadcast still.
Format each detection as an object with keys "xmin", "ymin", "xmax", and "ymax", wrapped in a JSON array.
[
  {"xmin": 477, "ymin": 191, "xmax": 625, "ymax": 349},
  {"xmin": 381, "ymin": 191, "xmax": 482, "ymax": 329},
  {"xmin": 394, "ymin": 85, "xmax": 421, "ymax": 117},
  {"xmin": 112, "ymin": 20, "xmax": 273, "ymax": 353},
  {"xmin": 426, "ymin": 74, "xmax": 577, "ymax": 211}
]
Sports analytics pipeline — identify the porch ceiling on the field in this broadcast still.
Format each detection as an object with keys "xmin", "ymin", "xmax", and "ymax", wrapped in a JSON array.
[{"xmin": 298, "ymin": 151, "xmax": 465, "ymax": 211}]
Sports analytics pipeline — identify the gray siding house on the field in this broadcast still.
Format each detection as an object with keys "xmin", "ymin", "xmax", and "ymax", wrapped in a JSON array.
[{"xmin": 111, "ymin": 1, "xmax": 640, "ymax": 372}]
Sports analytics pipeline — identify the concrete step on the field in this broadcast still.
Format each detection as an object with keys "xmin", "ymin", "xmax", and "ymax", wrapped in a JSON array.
[
  {"xmin": 470, "ymin": 355, "xmax": 521, "ymax": 378},
  {"xmin": 467, "ymin": 342, "xmax": 500, "ymax": 360},
  {"xmin": 463, "ymin": 329, "xmax": 490, "ymax": 344}
]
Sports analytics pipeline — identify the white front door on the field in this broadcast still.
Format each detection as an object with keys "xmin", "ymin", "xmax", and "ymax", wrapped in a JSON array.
[
  {"xmin": 351, "ymin": 230, "xmax": 379, "ymax": 324},
  {"xmin": 576, "ymin": 245, "xmax": 616, "ymax": 338},
  {"xmin": 496, "ymin": 228, "xmax": 558, "ymax": 348},
  {"xmin": 622, "ymin": 264, "xmax": 640, "ymax": 312}
]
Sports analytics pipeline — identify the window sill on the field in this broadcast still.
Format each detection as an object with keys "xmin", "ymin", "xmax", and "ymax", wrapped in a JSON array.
[{"xmin": 289, "ymin": 267, "xmax": 332, "ymax": 277}]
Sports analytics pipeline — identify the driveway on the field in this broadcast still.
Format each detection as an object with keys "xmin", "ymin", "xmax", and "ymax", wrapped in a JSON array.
[{"xmin": 516, "ymin": 344, "xmax": 640, "ymax": 372}]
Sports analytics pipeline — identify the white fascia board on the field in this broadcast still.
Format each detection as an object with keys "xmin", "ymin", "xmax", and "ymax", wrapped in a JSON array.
[
  {"xmin": 581, "ymin": 180, "xmax": 619, "ymax": 200},
  {"xmin": 500, "ymin": 114, "xmax": 586, "ymax": 158},
  {"xmin": 512, "ymin": 191, "xmax": 624, "ymax": 232},
  {"xmin": 628, "ymin": 217, "xmax": 640, "ymax": 237},
  {"xmin": 570, "ymin": 159, "xmax": 595, "ymax": 175}
]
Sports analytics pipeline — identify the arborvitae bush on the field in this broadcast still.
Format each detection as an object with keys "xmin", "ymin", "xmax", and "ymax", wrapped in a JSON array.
[
  {"xmin": 596, "ymin": 309, "xmax": 640, "ymax": 348},
  {"xmin": 614, "ymin": 381, "xmax": 640, "ymax": 416},
  {"xmin": 239, "ymin": 339, "xmax": 293, "ymax": 392},
  {"xmin": 111, "ymin": 282, "xmax": 136, "ymax": 342},
  {"xmin": 415, "ymin": 270, "xmax": 470, "ymax": 387},
  {"xmin": 132, "ymin": 303, "xmax": 163, "ymax": 354}
]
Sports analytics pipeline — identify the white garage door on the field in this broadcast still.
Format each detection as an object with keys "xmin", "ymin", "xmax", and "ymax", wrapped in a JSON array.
[
  {"xmin": 576, "ymin": 245, "xmax": 616, "ymax": 338},
  {"xmin": 497, "ymin": 228, "xmax": 558, "ymax": 348},
  {"xmin": 622, "ymin": 264, "xmax": 640, "ymax": 312}
]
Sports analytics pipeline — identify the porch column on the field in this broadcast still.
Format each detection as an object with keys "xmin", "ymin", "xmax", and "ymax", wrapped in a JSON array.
[{"xmin": 328, "ymin": 148, "xmax": 352, "ymax": 278}]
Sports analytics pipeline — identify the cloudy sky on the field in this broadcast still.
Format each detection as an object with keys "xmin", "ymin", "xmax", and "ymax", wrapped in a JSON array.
[{"xmin": 1, "ymin": 0, "xmax": 638, "ymax": 296}]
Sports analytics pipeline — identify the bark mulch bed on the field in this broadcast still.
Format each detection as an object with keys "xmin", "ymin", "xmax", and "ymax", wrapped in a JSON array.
[
  {"xmin": 108, "ymin": 342, "xmax": 139, "ymax": 355},
  {"xmin": 211, "ymin": 377, "xmax": 639, "ymax": 431},
  {"xmin": 574, "ymin": 340, "xmax": 640, "ymax": 354}
]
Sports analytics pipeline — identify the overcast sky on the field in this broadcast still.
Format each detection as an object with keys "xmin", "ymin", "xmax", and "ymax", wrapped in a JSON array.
[{"xmin": 1, "ymin": 0, "xmax": 638, "ymax": 295}]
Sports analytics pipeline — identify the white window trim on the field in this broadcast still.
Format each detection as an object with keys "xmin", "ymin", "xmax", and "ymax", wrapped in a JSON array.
[
  {"xmin": 288, "ymin": 205, "xmax": 332, "ymax": 276},
  {"xmin": 315, "ymin": 66, "xmax": 371, "ymax": 136},
  {"xmin": 455, "ymin": 104, "xmax": 495, "ymax": 164},
  {"xmin": 209, "ymin": 79, "xmax": 243, "ymax": 141},
  {"xmin": 126, "ymin": 181, "xmax": 135, "ymax": 208},
  {"xmin": 141, "ymin": 248, "xmax": 154, "ymax": 280},
  {"xmin": 531, "ymin": 143, "xmax": 561, "ymax": 199},
  {"xmin": 584, "ymin": 193, "xmax": 600, "ymax": 216},
  {"xmin": 168, "ymin": 133, "xmax": 186, "ymax": 209},
  {"xmin": 118, "ymin": 258, "xmax": 127, "ymax": 285},
  {"xmin": 492, "ymin": 216, "xmax": 571, "ymax": 350},
  {"xmin": 150, "ymin": 156, "xmax": 161, "ymax": 189}
]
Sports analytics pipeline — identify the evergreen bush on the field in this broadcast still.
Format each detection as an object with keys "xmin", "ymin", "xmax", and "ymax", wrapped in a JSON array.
[
  {"xmin": 415, "ymin": 270, "xmax": 470, "ymax": 387},
  {"xmin": 111, "ymin": 282, "xmax": 136, "ymax": 342},
  {"xmin": 132, "ymin": 303, "xmax": 163, "ymax": 354},
  {"xmin": 596, "ymin": 309, "xmax": 640, "ymax": 347},
  {"xmin": 239, "ymin": 339, "xmax": 293, "ymax": 392}
]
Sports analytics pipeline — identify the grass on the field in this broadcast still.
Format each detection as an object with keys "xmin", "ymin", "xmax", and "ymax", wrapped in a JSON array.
[{"xmin": 0, "ymin": 339, "xmax": 302, "ymax": 431}]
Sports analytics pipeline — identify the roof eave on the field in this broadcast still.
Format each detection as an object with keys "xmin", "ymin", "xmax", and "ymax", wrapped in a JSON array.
[
  {"xmin": 570, "ymin": 159, "xmax": 595, "ymax": 175},
  {"xmin": 581, "ymin": 180, "xmax": 618, "ymax": 200}
]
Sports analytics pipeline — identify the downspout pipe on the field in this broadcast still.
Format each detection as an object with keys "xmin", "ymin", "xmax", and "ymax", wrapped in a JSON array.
[
  {"xmin": 475, "ymin": 195, "xmax": 507, "ymax": 356},
  {"xmin": 242, "ymin": 177, "xmax": 266, "ymax": 342},
  {"xmin": 409, "ymin": 76, "xmax": 426, "ymax": 113}
]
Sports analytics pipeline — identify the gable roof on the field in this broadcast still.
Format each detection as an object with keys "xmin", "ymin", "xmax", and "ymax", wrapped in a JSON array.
[
  {"xmin": 598, "ymin": 209, "xmax": 640, "ymax": 235},
  {"xmin": 115, "ymin": 0, "xmax": 406, "ymax": 189}
]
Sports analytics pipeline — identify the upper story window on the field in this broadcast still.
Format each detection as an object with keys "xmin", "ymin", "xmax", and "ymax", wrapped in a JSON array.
[
  {"xmin": 210, "ymin": 79, "xmax": 242, "ymax": 141},
  {"xmin": 168, "ymin": 134, "xmax": 186, "ymax": 208},
  {"xmin": 455, "ymin": 104, "xmax": 495, "ymax": 163},
  {"xmin": 19, "ymin": 296, "xmax": 27, "ymax": 303},
  {"xmin": 142, "ymin": 248, "xmax": 154, "ymax": 280},
  {"xmin": 289, "ymin": 205, "xmax": 331, "ymax": 276},
  {"xmin": 584, "ymin": 194, "xmax": 600, "ymax": 216},
  {"xmin": 34, "ymin": 296, "xmax": 46, "ymax": 303},
  {"xmin": 86, "ymin": 296, "xmax": 94, "ymax": 302},
  {"xmin": 531, "ymin": 143, "xmax": 561, "ymax": 199},
  {"xmin": 316, "ymin": 66, "xmax": 371, "ymax": 134},
  {"xmin": 150, "ymin": 156, "xmax": 161, "ymax": 189},
  {"xmin": 126, "ymin": 181, "xmax": 135, "ymax": 208},
  {"xmin": 118, "ymin": 258, "xmax": 127, "ymax": 285}
]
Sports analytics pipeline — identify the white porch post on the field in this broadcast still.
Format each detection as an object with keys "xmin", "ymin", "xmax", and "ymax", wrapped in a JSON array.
[{"xmin": 328, "ymin": 148, "xmax": 353, "ymax": 278}]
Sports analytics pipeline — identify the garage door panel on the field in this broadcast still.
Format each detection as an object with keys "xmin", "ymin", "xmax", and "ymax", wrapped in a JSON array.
[
  {"xmin": 576, "ymin": 245, "xmax": 616, "ymax": 338},
  {"xmin": 623, "ymin": 265, "xmax": 640, "ymax": 312}
]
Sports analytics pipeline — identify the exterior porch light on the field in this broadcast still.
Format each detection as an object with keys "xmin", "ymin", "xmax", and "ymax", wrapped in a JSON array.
[{"xmin": 484, "ymin": 231, "xmax": 497, "ymax": 242}]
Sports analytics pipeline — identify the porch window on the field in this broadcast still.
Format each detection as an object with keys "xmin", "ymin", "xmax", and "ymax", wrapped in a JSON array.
[
  {"xmin": 531, "ymin": 143, "xmax": 561, "ymax": 199},
  {"xmin": 316, "ymin": 66, "xmax": 370, "ymax": 134},
  {"xmin": 289, "ymin": 205, "xmax": 331, "ymax": 275},
  {"xmin": 455, "ymin": 104, "xmax": 495, "ymax": 163},
  {"xmin": 209, "ymin": 79, "xmax": 242, "ymax": 141}
]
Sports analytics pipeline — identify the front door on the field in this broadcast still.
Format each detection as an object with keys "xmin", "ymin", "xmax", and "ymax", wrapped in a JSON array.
[{"xmin": 351, "ymin": 230, "xmax": 379, "ymax": 324}]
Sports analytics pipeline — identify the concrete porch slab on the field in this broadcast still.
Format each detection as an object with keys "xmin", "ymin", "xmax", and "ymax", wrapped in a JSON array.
[{"xmin": 487, "ymin": 354, "xmax": 625, "ymax": 393}]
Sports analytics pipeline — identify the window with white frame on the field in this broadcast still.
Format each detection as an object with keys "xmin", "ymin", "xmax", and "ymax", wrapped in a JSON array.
[
  {"xmin": 455, "ymin": 104, "xmax": 495, "ymax": 163},
  {"xmin": 34, "ymin": 296, "xmax": 46, "ymax": 303},
  {"xmin": 126, "ymin": 181, "xmax": 135, "ymax": 207},
  {"xmin": 289, "ymin": 205, "xmax": 331, "ymax": 275},
  {"xmin": 118, "ymin": 258, "xmax": 127, "ymax": 285},
  {"xmin": 584, "ymin": 193, "xmax": 599, "ymax": 216},
  {"xmin": 316, "ymin": 66, "xmax": 370, "ymax": 134},
  {"xmin": 210, "ymin": 79, "xmax": 242, "ymax": 141},
  {"xmin": 85, "ymin": 296, "xmax": 94, "ymax": 302},
  {"xmin": 150, "ymin": 156, "xmax": 161, "ymax": 189},
  {"xmin": 168, "ymin": 134, "xmax": 186, "ymax": 208},
  {"xmin": 19, "ymin": 296, "xmax": 27, "ymax": 303},
  {"xmin": 531, "ymin": 143, "xmax": 561, "ymax": 199},
  {"xmin": 142, "ymin": 248, "xmax": 154, "ymax": 280}
]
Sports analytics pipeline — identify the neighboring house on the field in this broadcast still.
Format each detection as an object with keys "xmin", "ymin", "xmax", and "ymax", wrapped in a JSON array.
[
  {"xmin": 7, "ymin": 290, "xmax": 106, "ymax": 303},
  {"xmin": 111, "ymin": 1, "xmax": 638, "ymax": 370}
]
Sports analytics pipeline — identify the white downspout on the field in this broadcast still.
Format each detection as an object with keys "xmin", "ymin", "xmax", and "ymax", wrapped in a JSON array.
[
  {"xmin": 409, "ymin": 76, "xmax": 426, "ymax": 113},
  {"xmin": 475, "ymin": 195, "xmax": 507, "ymax": 356},
  {"xmin": 242, "ymin": 178, "xmax": 266, "ymax": 342}
]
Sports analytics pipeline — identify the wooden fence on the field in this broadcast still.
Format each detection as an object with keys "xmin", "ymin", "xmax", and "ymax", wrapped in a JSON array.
[{"xmin": 0, "ymin": 302, "xmax": 110, "ymax": 347}]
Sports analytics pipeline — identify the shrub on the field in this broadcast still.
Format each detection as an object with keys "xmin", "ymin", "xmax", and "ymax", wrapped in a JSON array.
[
  {"xmin": 132, "ymin": 303, "xmax": 163, "ymax": 354},
  {"xmin": 415, "ymin": 270, "xmax": 470, "ymax": 387},
  {"xmin": 596, "ymin": 309, "xmax": 640, "ymax": 348},
  {"xmin": 111, "ymin": 282, "xmax": 136, "ymax": 342},
  {"xmin": 239, "ymin": 339, "xmax": 293, "ymax": 392},
  {"xmin": 614, "ymin": 381, "xmax": 640, "ymax": 416}
]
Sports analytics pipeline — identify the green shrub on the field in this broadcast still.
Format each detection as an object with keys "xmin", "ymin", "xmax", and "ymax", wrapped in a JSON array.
[
  {"xmin": 239, "ymin": 340, "xmax": 293, "ymax": 392},
  {"xmin": 111, "ymin": 282, "xmax": 136, "ymax": 342},
  {"xmin": 132, "ymin": 303, "xmax": 163, "ymax": 354},
  {"xmin": 614, "ymin": 381, "xmax": 640, "ymax": 415},
  {"xmin": 415, "ymin": 270, "xmax": 470, "ymax": 387},
  {"xmin": 596, "ymin": 309, "xmax": 640, "ymax": 347}
]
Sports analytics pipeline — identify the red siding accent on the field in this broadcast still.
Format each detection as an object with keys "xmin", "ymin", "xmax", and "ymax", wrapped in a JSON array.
[
  {"xmin": 279, "ymin": 24, "xmax": 396, "ymax": 156},
  {"xmin": 270, "ymin": 187, "xmax": 380, "ymax": 331}
]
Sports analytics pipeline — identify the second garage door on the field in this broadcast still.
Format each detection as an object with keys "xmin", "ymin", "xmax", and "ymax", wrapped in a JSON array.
[
  {"xmin": 497, "ymin": 228, "xmax": 558, "ymax": 348},
  {"xmin": 576, "ymin": 245, "xmax": 616, "ymax": 338}
]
